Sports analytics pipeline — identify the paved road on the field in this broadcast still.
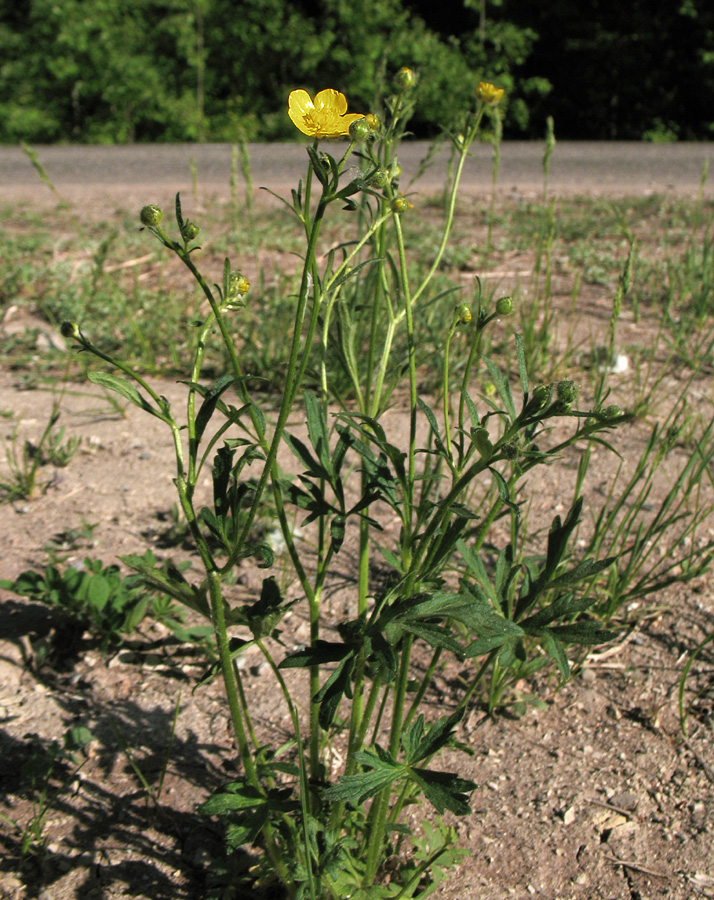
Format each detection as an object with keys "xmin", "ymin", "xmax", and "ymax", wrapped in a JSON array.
[{"xmin": 1, "ymin": 142, "xmax": 712, "ymax": 208}]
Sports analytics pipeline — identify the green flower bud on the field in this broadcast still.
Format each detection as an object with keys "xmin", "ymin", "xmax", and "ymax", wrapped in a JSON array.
[
  {"xmin": 531, "ymin": 384, "xmax": 552, "ymax": 410},
  {"xmin": 388, "ymin": 160, "xmax": 402, "ymax": 182},
  {"xmin": 140, "ymin": 204, "xmax": 162, "ymax": 227},
  {"xmin": 391, "ymin": 194, "xmax": 412, "ymax": 214},
  {"xmin": 365, "ymin": 113, "xmax": 380, "ymax": 131},
  {"xmin": 484, "ymin": 381, "xmax": 497, "ymax": 398},
  {"xmin": 395, "ymin": 67, "xmax": 416, "ymax": 90},
  {"xmin": 556, "ymin": 380, "xmax": 578, "ymax": 405},
  {"xmin": 349, "ymin": 117, "xmax": 373, "ymax": 142},
  {"xmin": 60, "ymin": 320, "xmax": 80, "ymax": 340},
  {"xmin": 602, "ymin": 404, "xmax": 622, "ymax": 420},
  {"xmin": 472, "ymin": 427, "xmax": 494, "ymax": 460},
  {"xmin": 501, "ymin": 441, "xmax": 518, "ymax": 460},
  {"xmin": 457, "ymin": 303, "xmax": 472, "ymax": 324},
  {"xmin": 181, "ymin": 221, "xmax": 200, "ymax": 242},
  {"xmin": 368, "ymin": 168, "xmax": 390, "ymax": 189},
  {"xmin": 495, "ymin": 296, "xmax": 513, "ymax": 316}
]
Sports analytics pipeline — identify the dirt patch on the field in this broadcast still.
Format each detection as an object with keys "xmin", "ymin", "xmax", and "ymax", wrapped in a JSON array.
[{"xmin": 1, "ymin": 183, "xmax": 714, "ymax": 900}]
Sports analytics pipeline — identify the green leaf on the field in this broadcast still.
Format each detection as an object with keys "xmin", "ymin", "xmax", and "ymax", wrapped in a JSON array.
[
  {"xmin": 88, "ymin": 372, "xmax": 168, "ymax": 421},
  {"xmin": 549, "ymin": 622, "xmax": 616, "ymax": 645},
  {"xmin": 403, "ymin": 710, "xmax": 464, "ymax": 765},
  {"xmin": 304, "ymin": 390, "xmax": 332, "ymax": 475},
  {"xmin": 326, "ymin": 257, "xmax": 382, "ymax": 294},
  {"xmin": 232, "ymin": 576, "xmax": 291, "ymax": 638},
  {"xmin": 515, "ymin": 333, "xmax": 529, "ymax": 401},
  {"xmin": 279, "ymin": 640, "xmax": 354, "ymax": 669},
  {"xmin": 314, "ymin": 654, "xmax": 355, "ymax": 729},
  {"xmin": 322, "ymin": 749, "xmax": 406, "ymax": 805},
  {"xmin": 546, "ymin": 555, "xmax": 617, "ymax": 589},
  {"xmin": 86, "ymin": 576, "xmax": 110, "ymax": 610},
  {"xmin": 306, "ymin": 145, "xmax": 329, "ymax": 187},
  {"xmin": 463, "ymin": 614, "xmax": 524, "ymax": 658},
  {"xmin": 537, "ymin": 629, "xmax": 570, "ymax": 679},
  {"xmin": 409, "ymin": 767, "xmax": 475, "ymax": 815},
  {"xmin": 484, "ymin": 358, "xmax": 516, "ymax": 421},
  {"xmin": 330, "ymin": 514, "xmax": 346, "ymax": 554},
  {"xmin": 462, "ymin": 390, "xmax": 481, "ymax": 429},
  {"xmin": 175, "ymin": 192, "xmax": 184, "ymax": 232},
  {"xmin": 120, "ymin": 552, "xmax": 210, "ymax": 619},
  {"xmin": 194, "ymin": 375, "xmax": 246, "ymax": 444},
  {"xmin": 417, "ymin": 397, "xmax": 448, "ymax": 457},
  {"xmin": 284, "ymin": 431, "xmax": 329, "ymax": 480}
]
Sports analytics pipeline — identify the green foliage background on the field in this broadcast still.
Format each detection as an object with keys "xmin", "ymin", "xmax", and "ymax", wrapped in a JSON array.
[{"xmin": 1, "ymin": 0, "xmax": 713, "ymax": 142}]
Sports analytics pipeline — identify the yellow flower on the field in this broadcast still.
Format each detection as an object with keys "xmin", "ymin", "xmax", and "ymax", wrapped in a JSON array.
[
  {"xmin": 476, "ymin": 82, "xmax": 505, "ymax": 107},
  {"xmin": 288, "ymin": 88, "xmax": 365, "ymax": 138}
]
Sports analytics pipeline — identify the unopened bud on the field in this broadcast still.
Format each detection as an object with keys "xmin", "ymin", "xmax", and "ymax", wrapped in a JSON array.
[
  {"xmin": 365, "ymin": 113, "xmax": 380, "ymax": 131},
  {"xmin": 602, "ymin": 404, "xmax": 622, "ymax": 420},
  {"xmin": 395, "ymin": 67, "xmax": 416, "ymax": 90},
  {"xmin": 140, "ymin": 204, "xmax": 163, "ymax": 227},
  {"xmin": 349, "ymin": 117, "xmax": 373, "ymax": 142},
  {"xmin": 501, "ymin": 441, "xmax": 518, "ymax": 460},
  {"xmin": 472, "ymin": 427, "xmax": 494, "ymax": 460},
  {"xmin": 495, "ymin": 296, "xmax": 513, "ymax": 316},
  {"xmin": 457, "ymin": 303, "xmax": 472, "ymax": 325},
  {"xmin": 181, "ymin": 221, "xmax": 199, "ymax": 242},
  {"xmin": 388, "ymin": 160, "xmax": 402, "ymax": 182},
  {"xmin": 556, "ymin": 380, "xmax": 578, "ymax": 405},
  {"xmin": 471, "ymin": 428, "xmax": 493, "ymax": 460},
  {"xmin": 60, "ymin": 321, "xmax": 80, "ymax": 340},
  {"xmin": 369, "ymin": 168, "xmax": 390, "ymax": 189},
  {"xmin": 391, "ymin": 194, "xmax": 413, "ymax": 214},
  {"xmin": 530, "ymin": 384, "xmax": 552, "ymax": 411}
]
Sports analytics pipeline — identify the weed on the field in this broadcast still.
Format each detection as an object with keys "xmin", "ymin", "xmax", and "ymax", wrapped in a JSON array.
[
  {"xmin": 0, "ymin": 551, "xmax": 199, "ymax": 654},
  {"xmin": 0, "ymin": 726, "xmax": 93, "ymax": 857}
]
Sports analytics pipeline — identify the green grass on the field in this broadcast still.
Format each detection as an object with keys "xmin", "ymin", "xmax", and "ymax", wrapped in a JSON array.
[{"xmin": 3, "ymin": 191, "xmax": 714, "ymax": 390}]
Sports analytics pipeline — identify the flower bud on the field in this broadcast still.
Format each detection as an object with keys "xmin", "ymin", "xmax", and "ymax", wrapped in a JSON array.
[
  {"xmin": 457, "ymin": 303, "xmax": 472, "ymax": 325},
  {"xmin": 395, "ymin": 67, "xmax": 416, "ymax": 90},
  {"xmin": 530, "ymin": 384, "xmax": 552, "ymax": 411},
  {"xmin": 501, "ymin": 441, "xmax": 518, "ymax": 460},
  {"xmin": 61, "ymin": 320, "xmax": 80, "ymax": 340},
  {"xmin": 602, "ymin": 404, "xmax": 622, "ymax": 420},
  {"xmin": 472, "ymin": 427, "xmax": 494, "ymax": 460},
  {"xmin": 391, "ymin": 194, "xmax": 413, "ymax": 214},
  {"xmin": 495, "ymin": 296, "xmax": 513, "ymax": 316},
  {"xmin": 368, "ymin": 168, "xmax": 390, "ymax": 189},
  {"xmin": 349, "ymin": 117, "xmax": 373, "ymax": 142},
  {"xmin": 365, "ymin": 113, "xmax": 380, "ymax": 131},
  {"xmin": 388, "ymin": 160, "xmax": 402, "ymax": 182},
  {"xmin": 556, "ymin": 380, "xmax": 578, "ymax": 405},
  {"xmin": 140, "ymin": 204, "xmax": 163, "ymax": 227},
  {"xmin": 476, "ymin": 81, "xmax": 505, "ymax": 107},
  {"xmin": 228, "ymin": 272, "xmax": 250, "ymax": 302},
  {"xmin": 181, "ymin": 221, "xmax": 200, "ymax": 242}
]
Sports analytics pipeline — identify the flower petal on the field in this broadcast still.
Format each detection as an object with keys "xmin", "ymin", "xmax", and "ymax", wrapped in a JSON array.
[
  {"xmin": 288, "ymin": 89, "xmax": 317, "ymax": 135},
  {"xmin": 288, "ymin": 87, "xmax": 364, "ymax": 138},
  {"xmin": 314, "ymin": 88, "xmax": 348, "ymax": 116}
]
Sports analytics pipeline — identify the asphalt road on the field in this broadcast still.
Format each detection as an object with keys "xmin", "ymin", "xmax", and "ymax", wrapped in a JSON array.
[{"xmin": 2, "ymin": 141, "xmax": 713, "ymax": 207}]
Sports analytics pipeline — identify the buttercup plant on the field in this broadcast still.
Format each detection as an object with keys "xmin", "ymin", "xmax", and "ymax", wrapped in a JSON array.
[{"xmin": 63, "ymin": 76, "xmax": 625, "ymax": 899}]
